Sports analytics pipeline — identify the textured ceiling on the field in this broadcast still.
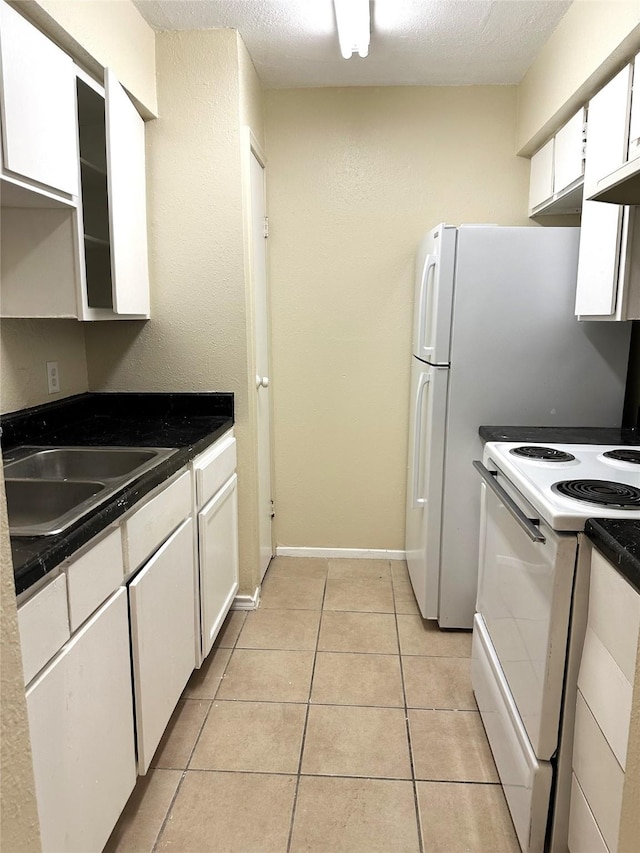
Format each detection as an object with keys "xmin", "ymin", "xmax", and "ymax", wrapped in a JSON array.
[{"xmin": 133, "ymin": 0, "xmax": 573, "ymax": 88}]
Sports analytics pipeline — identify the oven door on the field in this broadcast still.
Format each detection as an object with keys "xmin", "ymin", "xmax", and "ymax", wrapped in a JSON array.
[{"xmin": 474, "ymin": 459, "xmax": 577, "ymax": 760}]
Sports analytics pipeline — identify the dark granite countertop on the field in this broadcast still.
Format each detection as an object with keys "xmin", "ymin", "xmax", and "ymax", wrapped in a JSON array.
[
  {"xmin": 479, "ymin": 425, "xmax": 639, "ymax": 445},
  {"xmin": 2, "ymin": 392, "xmax": 234, "ymax": 595},
  {"xmin": 479, "ymin": 424, "xmax": 640, "ymax": 595},
  {"xmin": 585, "ymin": 519, "xmax": 640, "ymax": 596}
]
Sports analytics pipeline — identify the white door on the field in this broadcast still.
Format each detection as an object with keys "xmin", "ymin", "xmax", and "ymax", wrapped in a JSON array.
[{"xmin": 249, "ymin": 138, "xmax": 274, "ymax": 580}]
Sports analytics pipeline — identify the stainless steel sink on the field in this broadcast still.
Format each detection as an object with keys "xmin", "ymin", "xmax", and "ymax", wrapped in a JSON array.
[
  {"xmin": 5, "ymin": 447, "xmax": 162, "ymax": 481},
  {"xmin": 5, "ymin": 479, "xmax": 107, "ymax": 533},
  {"xmin": 4, "ymin": 445, "xmax": 176, "ymax": 537}
]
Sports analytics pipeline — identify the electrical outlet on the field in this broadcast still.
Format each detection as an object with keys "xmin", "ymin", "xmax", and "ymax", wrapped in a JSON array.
[{"xmin": 46, "ymin": 361, "xmax": 60, "ymax": 394}]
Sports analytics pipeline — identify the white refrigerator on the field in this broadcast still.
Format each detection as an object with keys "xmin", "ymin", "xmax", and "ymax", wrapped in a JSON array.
[{"xmin": 405, "ymin": 224, "xmax": 631, "ymax": 629}]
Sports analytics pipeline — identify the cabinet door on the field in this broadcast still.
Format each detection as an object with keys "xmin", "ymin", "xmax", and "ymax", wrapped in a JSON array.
[
  {"xmin": 529, "ymin": 138, "xmax": 554, "ymax": 212},
  {"xmin": 199, "ymin": 474, "xmax": 239, "ymax": 659},
  {"xmin": 105, "ymin": 68, "xmax": 150, "ymax": 316},
  {"xmin": 26, "ymin": 588, "xmax": 136, "ymax": 853},
  {"xmin": 576, "ymin": 66, "xmax": 631, "ymax": 317},
  {"xmin": 0, "ymin": 1, "xmax": 78, "ymax": 196},
  {"xmin": 629, "ymin": 54, "xmax": 640, "ymax": 161},
  {"xmin": 554, "ymin": 109, "xmax": 585, "ymax": 193},
  {"xmin": 129, "ymin": 518, "xmax": 196, "ymax": 774}
]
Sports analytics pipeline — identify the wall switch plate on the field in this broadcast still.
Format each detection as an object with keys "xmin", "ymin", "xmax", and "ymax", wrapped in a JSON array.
[{"xmin": 46, "ymin": 361, "xmax": 60, "ymax": 394}]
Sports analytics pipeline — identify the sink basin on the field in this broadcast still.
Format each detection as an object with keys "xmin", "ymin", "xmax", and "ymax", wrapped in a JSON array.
[
  {"xmin": 5, "ymin": 479, "xmax": 107, "ymax": 535},
  {"xmin": 5, "ymin": 447, "xmax": 162, "ymax": 481},
  {"xmin": 4, "ymin": 445, "xmax": 176, "ymax": 536}
]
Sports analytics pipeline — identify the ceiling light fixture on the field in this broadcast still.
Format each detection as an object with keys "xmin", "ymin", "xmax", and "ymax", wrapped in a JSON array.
[{"xmin": 333, "ymin": 0, "xmax": 370, "ymax": 60}]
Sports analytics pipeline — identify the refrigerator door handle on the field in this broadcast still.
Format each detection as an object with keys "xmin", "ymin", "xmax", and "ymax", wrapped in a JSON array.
[
  {"xmin": 417, "ymin": 255, "xmax": 437, "ymax": 361},
  {"xmin": 412, "ymin": 372, "xmax": 430, "ymax": 508}
]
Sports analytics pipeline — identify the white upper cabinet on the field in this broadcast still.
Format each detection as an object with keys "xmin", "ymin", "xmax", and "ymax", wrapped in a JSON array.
[
  {"xmin": 554, "ymin": 110, "xmax": 586, "ymax": 192},
  {"xmin": 589, "ymin": 52, "xmax": 640, "ymax": 204},
  {"xmin": 529, "ymin": 138, "xmax": 554, "ymax": 212},
  {"xmin": 105, "ymin": 69, "xmax": 150, "ymax": 316},
  {"xmin": 575, "ymin": 65, "xmax": 640, "ymax": 319},
  {"xmin": 0, "ymin": 1, "xmax": 78, "ymax": 200},
  {"xmin": 75, "ymin": 69, "xmax": 150, "ymax": 319},
  {"xmin": 529, "ymin": 109, "xmax": 586, "ymax": 216}
]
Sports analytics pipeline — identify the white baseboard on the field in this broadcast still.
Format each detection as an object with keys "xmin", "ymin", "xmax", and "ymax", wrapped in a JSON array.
[
  {"xmin": 232, "ymin": 586, "xmax": 261, "ymax": 610},
  {"xmin": 275, "ymin": 546, "xmax": 407, "ymax": 561}
]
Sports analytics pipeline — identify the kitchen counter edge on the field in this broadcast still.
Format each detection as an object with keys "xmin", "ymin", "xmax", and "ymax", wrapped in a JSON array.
[{"xmin": 3, "ymin": 393, "xmax": 234, "ymax": 595}]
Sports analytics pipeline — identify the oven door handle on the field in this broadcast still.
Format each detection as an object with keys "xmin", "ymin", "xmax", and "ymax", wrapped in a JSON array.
[{"xmin": 473, "ymin": 461, "xmax": 546, "ymax": 544}]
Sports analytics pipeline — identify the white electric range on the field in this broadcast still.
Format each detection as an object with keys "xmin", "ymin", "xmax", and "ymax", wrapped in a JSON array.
[{"xmin": 471, "ymin": 441, "xmax": 640, "ymax": 853}]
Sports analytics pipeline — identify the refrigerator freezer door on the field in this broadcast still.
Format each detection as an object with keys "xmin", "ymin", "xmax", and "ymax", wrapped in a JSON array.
[
  {"xmin": 412, "ymin": 224, "xmax": 456, "ymax": 365},
  {"xmin": 405, "ymin": 358, "xmax": 449, "ymax": 619}
]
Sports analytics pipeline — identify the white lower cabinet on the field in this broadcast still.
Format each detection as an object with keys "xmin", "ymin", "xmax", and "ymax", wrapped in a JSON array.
[
  {"xmin": 192, "ymin": 431, "xmax": 239, "ymax": 662},
  {"xmin": 129, "ymin": 517, "xmax": 196, "ymax": 774},
  {"xmin": 26, "ymin": 588, "xmax": 136, "ymax": 853},
  {"xmin": 568, "ymin": 546, "xmax": 640, "ymax": 852},
  {"xmin": 199, "ymin": 473, "xmax": 239, "ymax": 659},
  {"xmin": 20, "ymin": 437, "xmax": 240, "ymax": 849}
]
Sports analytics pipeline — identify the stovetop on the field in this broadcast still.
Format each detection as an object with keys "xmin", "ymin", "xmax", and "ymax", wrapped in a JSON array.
[{"xmin": 484, "ymin": 442, "xmax": 640, "ymax": 531}]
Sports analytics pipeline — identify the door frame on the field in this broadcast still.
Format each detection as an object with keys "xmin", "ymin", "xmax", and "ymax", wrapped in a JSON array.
[{"xmin": 242, "ymin": 126, "xmax": 275, "ymax": 582}]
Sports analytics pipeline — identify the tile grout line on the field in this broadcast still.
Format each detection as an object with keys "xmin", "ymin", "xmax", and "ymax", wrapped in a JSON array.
[
  {"xmin": 151, "ymin": 613, "xmax": 246, "ymax": 852},
  {"xmin": 392, "ymin": 560, "xmax": 426, "ymax": 853},
  {"xmin": 285, "ymin": 558, "xmax": 329, "ymax": 853}
]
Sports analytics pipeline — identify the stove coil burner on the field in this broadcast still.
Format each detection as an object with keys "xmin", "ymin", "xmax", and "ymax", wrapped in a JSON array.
[
  {"xmin": 553, "ymin": 479, "xmax": 640, "ymax": 508},
  {"xmin": 510, "ymin": 445, "xmax": 576, "ymax": 463},
  {"xmin": 602, "ymin": 449, "xmax": 640, "ymax": 465}
]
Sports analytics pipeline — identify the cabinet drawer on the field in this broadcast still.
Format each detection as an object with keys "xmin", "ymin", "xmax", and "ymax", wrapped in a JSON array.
[
  {"xmin": 18, "ymin": 573, "xmax": 70, "ymax": 685},
  {"xmin": 194, "ymin": 432, "xmax": 236, "ymax": 509},
  {"xmin": 124, "ymin": 470, "xmax": 192, "ymax": 571},
  {"xmin": 568, "ymin": 774, "xmax": 608, "ymax": 853},
  {"xmin": 589, "ymin": 548, "xmax": 640, "ymax": 683},
  {"xmin": 572, "ymin": 690, "xmax": 623, "ymax": 852},
  {"xmin": 578, "ymin": 625, "xmax": 632, "ymax": 768},
  {"xmin": 66, "ymin": 527, "xmax": 124, "ymax": 632}
]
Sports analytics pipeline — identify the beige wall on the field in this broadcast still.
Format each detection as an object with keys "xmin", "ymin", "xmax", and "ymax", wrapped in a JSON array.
[
  {"xmin": 12, "ymin": 0, "xmax": 157, "ymax": 116},
  {"xmin": 0, "ymin": 320, "xmax": 88, "ymax": 414},
  {"xmin": 517, "ymin": 0, "xmax": 640, "ymax": 155},
  {"xmin": 265, "ymin": 86, "xmax": 529, "ymax": 551},
  {"xmin": 85, "ymin": 29, "xmax": 265, "ymax": 594},
  {"xmin": 0, "ymin": 466, "xmax": 41, "ymax": 852},
  {"xmin": 0, "ymin": 0, "xmax": 156, "ymax": 416}
]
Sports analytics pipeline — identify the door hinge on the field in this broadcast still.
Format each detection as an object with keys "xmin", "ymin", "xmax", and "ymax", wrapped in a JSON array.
[
  {"xmin": 270, "ymin": 498, "xmax": 275, "ymax": 519},
  {"xmin": 264, "ymin": 216, "xmax": 269, "ymax": 239}
]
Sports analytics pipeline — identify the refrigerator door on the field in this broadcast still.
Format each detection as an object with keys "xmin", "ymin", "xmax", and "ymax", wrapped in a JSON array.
[
  {"xmin": 412, "ymin": 224, "xmax": 456, "ymax": 365},
  {"xmin": 405, "ymin": 357, "xmax": 449, "ymax": 619}
]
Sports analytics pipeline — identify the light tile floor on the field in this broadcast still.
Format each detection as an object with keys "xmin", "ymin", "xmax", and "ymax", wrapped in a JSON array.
[{"xmin": 104, "ymin": 557, "xmax": 519, "ymax": 853}]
